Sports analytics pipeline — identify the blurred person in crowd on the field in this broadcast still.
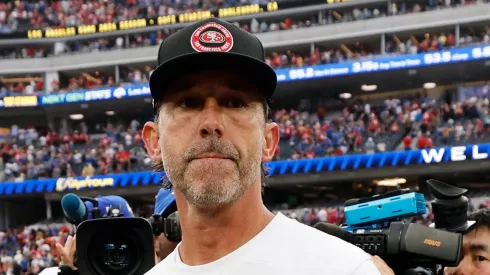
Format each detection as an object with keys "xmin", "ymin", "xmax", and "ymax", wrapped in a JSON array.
[
  {"xmin": 444, "ymin": 208, "xmax": 490, "ymax": 275},
  {"xmin": 143, "ymin": 18, "xmax": 381, "ymax": 275},
  {"xmin": 81, "ymin": 163, "xmax": 94, "ymax": 177},
  {"xmin": 365, "ymin": 137, "xmax": 376, "ymax": 154}
]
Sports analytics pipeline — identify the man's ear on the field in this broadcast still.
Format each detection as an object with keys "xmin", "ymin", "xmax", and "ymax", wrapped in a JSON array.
[
  {"xmin": 262, "ymin": 122, "xmax": 279, "ymax": 162},
  {"xmin": 142, "ymin": 122, "xmax": 161, "ymax": 162}
]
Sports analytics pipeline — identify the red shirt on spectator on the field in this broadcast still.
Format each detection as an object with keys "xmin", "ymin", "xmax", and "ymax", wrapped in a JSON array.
[
  {"xmin": 447, "ymin": 34, "xmax": 455, "ymax": 46},
  {"xmin": 311, "ymin": 48, "xmax": 320, "ymax": 65},
  {"xmin": 99, "ymin": 161, "xmax": 107, "ymax": 174},
  {"xmin": 426, "ymin": 138, "xmax": 433, "ymax": 148},
  {"xmin": 328, "ymin": 209, "xmax": 338, "ymax": 224},
  {"xmin": 333, "ymin": 147, "xmax": 344, "ymax": 156},
  {"xmin": 79, "ymin": 132, "xmax": 88, "ymax": 143},
  {"xmin": 417, "ymin": 136, "xmax": 428, "ymax": 149},
  {"xmin": 403, "ymin": 136, "xmax": 412, "ymax": 149},
  {"xmin": 284, "ymin": 125, "xmax": 293, "ymax": 138},
  {"xmin": 100, "ymin": 137, "xmax": 110, "ymax": 147},
  {"xmin": 63, "ymin": 133, "xmax": 71, "ymax": 143},
  {"xmin": 355, "ymin": 133, "xmax": 363, "ymax": 147},
  {"xmin": 282, "ymin": 18, "xmax": 292, "ymax": 29},
  {"xmin": 36, "ymin": 79, "xmax": 44, "ymax": 91},
  {"xmin": 322, "ymin": 123, "xmax": 329, "ymax": 132},
  {"xmin": 72, "ymin": 132, "xmax": 80, "ymax": 142},
  {"xmin": 47, "ymin": 131, "xmax": 59, "ymax": 144},
  {"xmin": 420, "ymin": 39, "xmax": 429, "ymax": 52},
  {"xmin": 476, "ymin": 119, "xmax": 484, "ymax": 132},
  {"xmin": 430, "ymin": 38, "xmax": 439, "ymax": 51},
  {"xmin": 272, "ymin": 55, "xmax": 281, "ymax": 68},
  {"xmin": 368, "ymin": 118, "xmax": 380, "ymax": 132},
  {"xmin": 391, "ymin": 122, "xmax": 400, "ymax": 132},
  {"xmin": 117, "ymin": 151, "xmax": 130, "ymax": 162}
]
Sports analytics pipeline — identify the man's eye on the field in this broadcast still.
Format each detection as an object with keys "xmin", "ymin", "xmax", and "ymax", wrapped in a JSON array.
[
  {"xmin": 177, "ymin": 98, "xmax": 201, "ymax": 108},
  {"xmin": 225, "ymin": 98, "xmax": 247, "ymax": 108},
  {"xmin": 475, "ymin": 255, "xmax": 488, "ymax": 262}
]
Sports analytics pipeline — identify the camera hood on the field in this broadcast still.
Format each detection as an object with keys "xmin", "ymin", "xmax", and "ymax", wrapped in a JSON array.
[{"xmin": 427, "ymin": 179, "xmax": 475, "ymax": 234}]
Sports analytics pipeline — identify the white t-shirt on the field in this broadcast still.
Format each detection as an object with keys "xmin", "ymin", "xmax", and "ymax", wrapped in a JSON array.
[
  {"xmin": 38, "ymin": 267, "xmax": 59, "ymax": 275},
  {"xmin": 145, "ymin": 213, "xmax": 380, "ymax": 275}
]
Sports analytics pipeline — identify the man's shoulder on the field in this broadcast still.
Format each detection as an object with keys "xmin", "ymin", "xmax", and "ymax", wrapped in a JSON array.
[
  {"xmin": 272, "ymin": 216, "xmax": 373, "ymax": 273},
  {"xmin": 289, "ymin": 220, "xmax": 367, "ymax": 255},
  {"xmin": 144, "ymin": 251, "xmax": 175, "ymax": 275}
]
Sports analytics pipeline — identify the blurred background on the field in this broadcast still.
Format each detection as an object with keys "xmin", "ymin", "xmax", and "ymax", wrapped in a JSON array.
[{"xmin": 1, "ymin": 0, "xmax": 490, "ymax": 273}]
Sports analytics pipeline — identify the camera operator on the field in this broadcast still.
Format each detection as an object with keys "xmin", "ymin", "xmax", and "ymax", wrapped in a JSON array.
[
  {"xmin": 156, "ymin": 234, "xmax": 178, "ymax": 263},
  {"xmin": 142, "ymin": 17, "xmax": 381, "ymax": 275},
  {"xmin": 153, "ymin": 190, "xmax": 178, "ymax": 263},
  {"xmin": 38, "ymin": 236, "xmax": 77, "ymax": 275},
  {"xmin": 444, "ymin": 208, "xmax": 490, "ymax": 275}
]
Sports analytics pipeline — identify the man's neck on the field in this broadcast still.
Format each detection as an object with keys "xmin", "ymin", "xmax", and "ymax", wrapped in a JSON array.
[{"xmin": 176, "ymin": 186, "xmax": 274, "ymax": 266}]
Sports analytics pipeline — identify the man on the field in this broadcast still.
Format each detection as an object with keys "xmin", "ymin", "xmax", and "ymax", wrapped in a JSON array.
[
  {"xmin": 142, "ymin": 17, "xmax": 381, "ymax": 274},
  {"xmin": 445, "ymin": 208, "xmax": 490, "ymax": 275}
]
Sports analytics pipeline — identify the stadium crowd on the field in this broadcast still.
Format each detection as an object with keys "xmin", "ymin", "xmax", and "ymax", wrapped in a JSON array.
[
  {"xmin": 0, "ymin": 0, "xmax": 483, "ymax": 32},
  {"xmin": 1, "ymin": 83, "xmax": 490, "ymax": 182},
  {"xmin": 1, "ymin": 29, "xmax": 489, "ymax": 99},
  {"xmin": 0, "ymin": 0, "xmax": 487, "ymax": 61}
]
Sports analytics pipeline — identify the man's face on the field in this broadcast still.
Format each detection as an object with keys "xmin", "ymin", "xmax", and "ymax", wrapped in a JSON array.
[
  {"xmin": 144, "ymin": 71, "xmax": 278, "ymax": 207},
  {"xmin": 445, "ymin": 226, "xmax": 490, "ymax": 275}
]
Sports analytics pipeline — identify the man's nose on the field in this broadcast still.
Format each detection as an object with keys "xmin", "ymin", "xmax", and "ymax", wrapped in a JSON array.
[{"xmin": 198, "ymin": 98, "xmax": 225, "ymax": 138}]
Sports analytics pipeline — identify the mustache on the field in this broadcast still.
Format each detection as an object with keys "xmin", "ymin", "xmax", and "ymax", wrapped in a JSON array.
[{"xmin": 183, "ymin": 138, "xmax": 240, "ymax": 162}]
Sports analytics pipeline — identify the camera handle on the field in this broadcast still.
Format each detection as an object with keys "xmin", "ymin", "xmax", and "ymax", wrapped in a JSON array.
[
  {"xmin": 148, "ymin": 212, "xmax": 182, "ymax": 242},
  {"xmin": 57, "ymin": 266, "xmax": 79, "ymax": 275},
  {"xmin": 105, "ymin": 205, "xmax": 125, "ymax": 218},
  {"xmin": 78, "ymin": 196, "xmax": 102, "ymax": 219}
]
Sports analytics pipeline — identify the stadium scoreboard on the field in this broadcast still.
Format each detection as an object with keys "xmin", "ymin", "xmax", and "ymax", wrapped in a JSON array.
[{"xmin": 26, "ymin": 2, "xmax": 279, "ymax": 39}]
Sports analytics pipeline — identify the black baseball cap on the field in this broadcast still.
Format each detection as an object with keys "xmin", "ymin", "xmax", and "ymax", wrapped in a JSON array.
[{"xmin": 149, "ymin": 18, "xmax": 277, "ymax": 113}]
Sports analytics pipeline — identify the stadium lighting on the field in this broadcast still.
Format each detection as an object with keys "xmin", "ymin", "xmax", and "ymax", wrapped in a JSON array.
[
  {"xmin": 339, "ymin": 93, "xmax": 352, "ymax": 99},
  {"xmin": 423, "ymin": 82, "xmax": 436, "ymax": 89},
  {"xmin": 106, "ymin": 111, "xmax": 115, "ymax": 116},
  {"xmin": 69, "ymin": 114, "xmax": 84, "ymax": 120},
  {"xmin": 361, "ymin": 85, "xmax": 377, "ymax": 92},
  {"xmin": 374, "ymin": 178, "xmax": 407, "ymax": 186}
]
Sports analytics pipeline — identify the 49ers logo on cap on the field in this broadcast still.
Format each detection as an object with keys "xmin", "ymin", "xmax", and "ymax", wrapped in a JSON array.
[
  {"xmin": 191, "ymin": 22, "xmax": 234, "ymax": 53},
  {"xmin": 200, "ymin": 31, "xmax": 225, "ymax": 44}
]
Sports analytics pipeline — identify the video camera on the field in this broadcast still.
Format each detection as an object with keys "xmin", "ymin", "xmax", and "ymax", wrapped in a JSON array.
[
  {"xmin": 315, "ymin": 179, "xmax": 474, "ymax": 275},
  {"xmin": 60, "ymin": 189, "xmax": 180, "ymax": 275}
]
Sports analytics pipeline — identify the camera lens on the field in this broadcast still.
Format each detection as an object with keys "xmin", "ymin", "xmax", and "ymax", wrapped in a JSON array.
[
  {"xmin": 107, "ymin": 246, "xmax": 127, "ymax": 264},
  {"xmin": 104, "ymin": 243, "xmax": 129, "ymax": 268},
  {"xmin": 90, "ymin": 232, "xmax": 140, "ymax": 275}
]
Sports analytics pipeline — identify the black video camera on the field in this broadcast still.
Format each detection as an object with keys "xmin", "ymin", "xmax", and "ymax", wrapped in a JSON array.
[
  {"xmin": 76, "ymin": 205, "xmax": 155, "ymax": 275},
  {"xmin": 61, "ymin": 193, "xmax": 181, "ymax": 275},
  {"xmin": 316, "ymin": 179, "xmax": 472, "ymax": 275}
]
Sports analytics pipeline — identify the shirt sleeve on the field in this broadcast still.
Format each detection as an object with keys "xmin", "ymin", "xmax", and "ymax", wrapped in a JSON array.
[{"xmin": 350, "ymin": 258, "xmax": 382, "ymax": 275}]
